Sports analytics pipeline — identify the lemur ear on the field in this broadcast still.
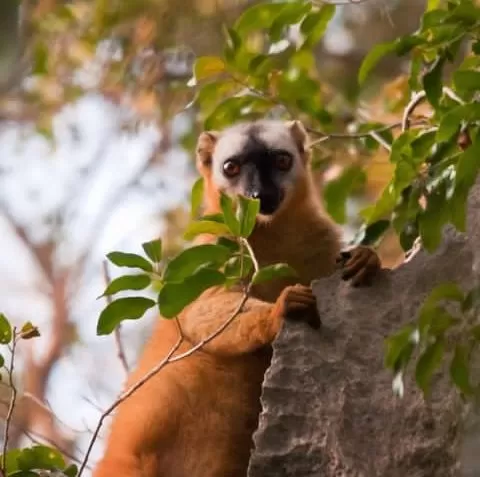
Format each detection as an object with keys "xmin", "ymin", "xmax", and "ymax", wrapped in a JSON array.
[
  {"xmin": 196, "ymin": 131, "xmax": 219, "ymax": 172},
  {"xmin": 286, "ymin": 120, "xmax": 309, "ymax": 154}
]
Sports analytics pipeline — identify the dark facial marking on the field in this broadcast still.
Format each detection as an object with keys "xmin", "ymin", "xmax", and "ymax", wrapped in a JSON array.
[{"xmin": 221, "ymin": 125, "xmax": 291, "ymax": 215}]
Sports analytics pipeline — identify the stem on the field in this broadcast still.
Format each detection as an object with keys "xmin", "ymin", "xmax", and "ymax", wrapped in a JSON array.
[
  {"xmin": 2, "ymin": 328, "xmax": 18, "ymax": 473},
  {"xmin": 402, "ymin": 91, "xmax": 426, "ymax": 132},
  {"xmin": 240, "ymin": 238, "xmax": 259, "ymax": 274}
]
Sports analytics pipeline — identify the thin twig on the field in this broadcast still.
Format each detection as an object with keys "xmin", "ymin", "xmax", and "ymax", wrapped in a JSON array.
[
  {"xmin": 168, "ymin": 293, "xmax": 250, "ymax": 365},
  {"xmin": 240, "ymin": 238, "xmax": 260, "ymax": 274},
  {"xmin": 22, "ymin": 392, "xmax": 90, "ymax": 435},
  {"xmin": 2, "ymin": 328, "xmax": 18, "ymax": 473},
  {"xmin": 102, "ymin": 261, "xmax": 129, "ymax": 375},
  {"xmin": 402, "ymin": 91, "xmax": 426, "ymax": 131},
  {"xmin": 308, "ymin": 122, "xmax": 402, "ymax": 148},
  {"xmin": 443, "ymin": 86, "xmax": 465, "ymax": 105},
  {"xmin": 401, "ymin": 88, "xmax": 464, "ymax": 132},
  {"xmin": 77, "ymin": 332, "xmax": 184, "ymax": 477}
]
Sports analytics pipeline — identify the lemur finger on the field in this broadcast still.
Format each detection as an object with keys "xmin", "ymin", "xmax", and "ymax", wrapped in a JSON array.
[
  {"xmin": 285, "ymin": 305, "xmax": 321, "ymax": 329},
  {"xmin": 341, "ymin": 256, "xmax": 366, "ymax": 280},
  {"xmin": 350, "ymin": 266, "xmax": 372, "ymax": 287},
  {"xmin": 290, "ymin": 284, "xmax": 314, "ymax": 295},
  {"xmin": 335, "ymin": 250, "xmax": 352, "ymax": 264},
  {"xmin": 306, "ymin": 313, "xmax": 321, "ymax": 330},
  {"xmin": 286, "ymin": 301, "xmax": 315, "ymax": 313},
  {"xmin": 286, "ymin": 290, "xmax": 315, "ymax": 303}
]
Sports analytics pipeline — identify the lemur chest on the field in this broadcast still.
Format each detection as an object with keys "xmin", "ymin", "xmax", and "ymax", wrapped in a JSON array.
[{"xmin": 249, "ymin": 227, "xmax": 340, "ymax": 302}]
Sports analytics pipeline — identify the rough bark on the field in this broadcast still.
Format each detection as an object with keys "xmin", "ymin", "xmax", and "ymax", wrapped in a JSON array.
[{"xmin": 248, "ymin": 183, "xmax": 480, "ymax": 477}]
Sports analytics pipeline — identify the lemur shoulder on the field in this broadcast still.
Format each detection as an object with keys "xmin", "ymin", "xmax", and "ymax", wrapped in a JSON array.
[{"xmin": 93, "ymin": 119, "xmax": 380, "ymax": 477}]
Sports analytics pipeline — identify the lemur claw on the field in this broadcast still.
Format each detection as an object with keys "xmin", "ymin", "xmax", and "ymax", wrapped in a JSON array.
[{"xmin": 336, "ymin": 245, "xmax": 381, "ymax": 287}]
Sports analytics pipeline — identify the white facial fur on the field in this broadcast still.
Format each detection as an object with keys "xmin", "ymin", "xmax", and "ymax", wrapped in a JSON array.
[{"xmin": 211, "ymin": 120, "xmax": 304, "ymax": 193}]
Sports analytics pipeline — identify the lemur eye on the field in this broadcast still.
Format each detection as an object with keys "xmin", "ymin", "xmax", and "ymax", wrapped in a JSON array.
[
  {"xmin": 274, "ymin": 153, "xmax": 293, "ymax": 171},
  {"xmin": 223, "ymin": 160, "xmax": 241, "ymax": 178}
]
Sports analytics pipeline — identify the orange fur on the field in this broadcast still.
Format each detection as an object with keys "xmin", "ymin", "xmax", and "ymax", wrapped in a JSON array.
[{"xmin": 93, "ymin": 121, "xmax": 379, "ymax": 477}]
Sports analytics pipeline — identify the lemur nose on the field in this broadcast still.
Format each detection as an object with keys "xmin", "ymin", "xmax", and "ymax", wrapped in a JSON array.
[{"xmin": 251, "ymin": 190, "xmax": 260, "ymax": 199}]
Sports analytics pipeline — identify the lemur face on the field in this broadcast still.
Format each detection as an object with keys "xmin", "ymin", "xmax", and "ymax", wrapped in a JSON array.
[{"xmin": 209, "ymin": 120, "xmax": 308, "ymax": 218}]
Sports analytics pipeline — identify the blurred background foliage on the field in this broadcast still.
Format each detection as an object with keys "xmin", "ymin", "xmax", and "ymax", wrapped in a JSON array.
[{"xmin": 0, "ymin": 0, "xmax": 476, "ymax": 473}]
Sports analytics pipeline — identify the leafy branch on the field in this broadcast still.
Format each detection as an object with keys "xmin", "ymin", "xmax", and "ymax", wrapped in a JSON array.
[{"xmin": 78, "ymin": 188, "xmax": 296, "ymax": 473}]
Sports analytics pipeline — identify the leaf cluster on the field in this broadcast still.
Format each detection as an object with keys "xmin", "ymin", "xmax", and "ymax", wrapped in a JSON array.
[{"xmin": 96, "ymin": 182, "xmax": 296, "ymax": 335}]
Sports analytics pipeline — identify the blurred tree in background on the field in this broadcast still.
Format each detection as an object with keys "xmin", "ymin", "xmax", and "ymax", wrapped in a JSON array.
[{"xmin": 0, "ymin": 0, "xmax": 479, "ymax": 475}]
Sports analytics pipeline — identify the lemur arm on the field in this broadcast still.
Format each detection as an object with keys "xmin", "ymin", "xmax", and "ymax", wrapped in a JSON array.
[
  {"xmin": 178, "ymin": 287, "xmax": 279, "ymax": 357},
  {"xmin": 178, "ymin": 284, "xmax": 317, "ymax": 357}
]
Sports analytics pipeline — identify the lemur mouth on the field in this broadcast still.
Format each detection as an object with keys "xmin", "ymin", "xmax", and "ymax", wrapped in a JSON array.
[{"xmin": 257, "ymin": 190, "xmax": 285, "ymax": 216}]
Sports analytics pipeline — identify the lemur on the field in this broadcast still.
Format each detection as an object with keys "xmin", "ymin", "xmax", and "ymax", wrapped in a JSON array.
[{"xmin": 93, "ymin": 119, "xmax": 380, "ymax": 477}]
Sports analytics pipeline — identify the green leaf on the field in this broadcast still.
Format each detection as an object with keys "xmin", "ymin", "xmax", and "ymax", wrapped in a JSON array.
[
  {"xmin": 33, "ymin": 42, "xmax": 49, "ymax": 75},
  {"xmin": 203, "ymin": 95, "xmax": 272, "ymax": 130},
  {"xmin": 426, "ymin": 0, "xmax": 440, "ymax": 11},
  {"xmin": 453, "ymin": 70, "xmax": 480, "ymax": 94},
  {"xmin": 142, "ymin": 239, "xmax": 162, "ymax": 263},
  {"xmin": 0, "ymin": 314, "xmax": 12, "ymax": 344},
  {"xmin": 358, "ymin": 41, "xmax": 397, "ymax": 84},
  {"xmin": 415, "ymin": 337, "xmax": 445, "ymax": 394},
  {"xmin": 16, "ymin": 445, "xmax": 65, "ymax": 471},
  {"xmin": 223, "ymin": 26, "xmax": 241, "ymax": 53},
  {"xmin": 193, "ymin": 56, "xmax": 225, "ymax": 82},
  {"xmin": 194, "ymin": 80, "xmax": 239, "ymax": 111},
  {"xmin": 419, "ymin": 283, "xmax": 465, "ymax": 335},
  {"xmin": 300, "ymin": 5, "xmax": 336, "ymax": 46},
  {"xmin": 234, "ymin": 3, "xmax": 285, "ymax": 34},
  {"xmin": 183, "ymin": 220, "xmax": 231, "ymax": 241},
  {"xmin": 429, "ymin": 309, "xmax": 458, "ymax": 336},
  {"xmin": 450, "ymin": 137, "xmax": 480, "ymax": 231},
  {"xmin": 269, "ymin": 2, "xmax": 312, "ymax": 42},
  {"xmin": 64, "ymin": 464, "xmax": 79, "ymax": 477},
  {"xmin": 252, "ymin": 263, "xmax": 297, "ymax": 285},
  {"xmin": 237, "ymin": 195, "xmax": 260, "ymax": 237},
  {"xmin": 100, "ymin": 274, "xmax": 151, "ymax": 297},
  {"xmin": 455, "ymin": 136, "xmax": 480, "ymax": 186},
  {"xmin": 384, "ymin": 324, "xmax": 416, "ymax": 370},
  {"xmin": 220, "ymin": 193, "xmax": 241, "ymax": 235},
  {"xmin": 437, "ymin": 104, "xmax": 480, "ymax": 143},
  {"xmin": 462, "ymin": 286, "xmax": 480, "ymax": 312},
  {"xmin": 163, "ymin": 244, "xmax": 232, "ymax": 282},
  {"xmin": 3, "ymin": 449, "xmax": 22, "ymax": 473},
  {"xmin": 450, "ymin": 344, "xmax": 473, "ymax": 395},
  {"xmin": 323, "ymin": 166, "xmax": 366, "ymax": 224},
  {"xmin": 351, "ymin": 220, "xmax": 390, "ymax": 247},
  {"xmin": 158, "ymin": 267, "xmax": 226, "ymax": 318},
  {"xmin": 106, "ymin": 252, "xmax": 153, "ymax": 272},
  {"xmin": 200, "ymin": 213, "xmax": 225, "ymax": 223},
  {"xmin": 190, "ymin": 177, "xmax": 204, "ymax": 218},
  {"xmin": 20, "ymin": 322, "xmax": 40, "ymax": 340},
  {"xmin": 97, "ymin": 297, "xmax": 156, "ymax": 335},
  {"xmin": 418, "ymin": 180, "xmax": 449, "ymax": 252},
  {"xmin": 423, "ymin": 58, "xmax": 444, "ymax": 108},
  {"xmin": 216, "ymin": 236, "xmax": 240, "ymax": 253},
  {"xmin": 361, "ymin": 182, "xmax": 397, "ymax": 224}
]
